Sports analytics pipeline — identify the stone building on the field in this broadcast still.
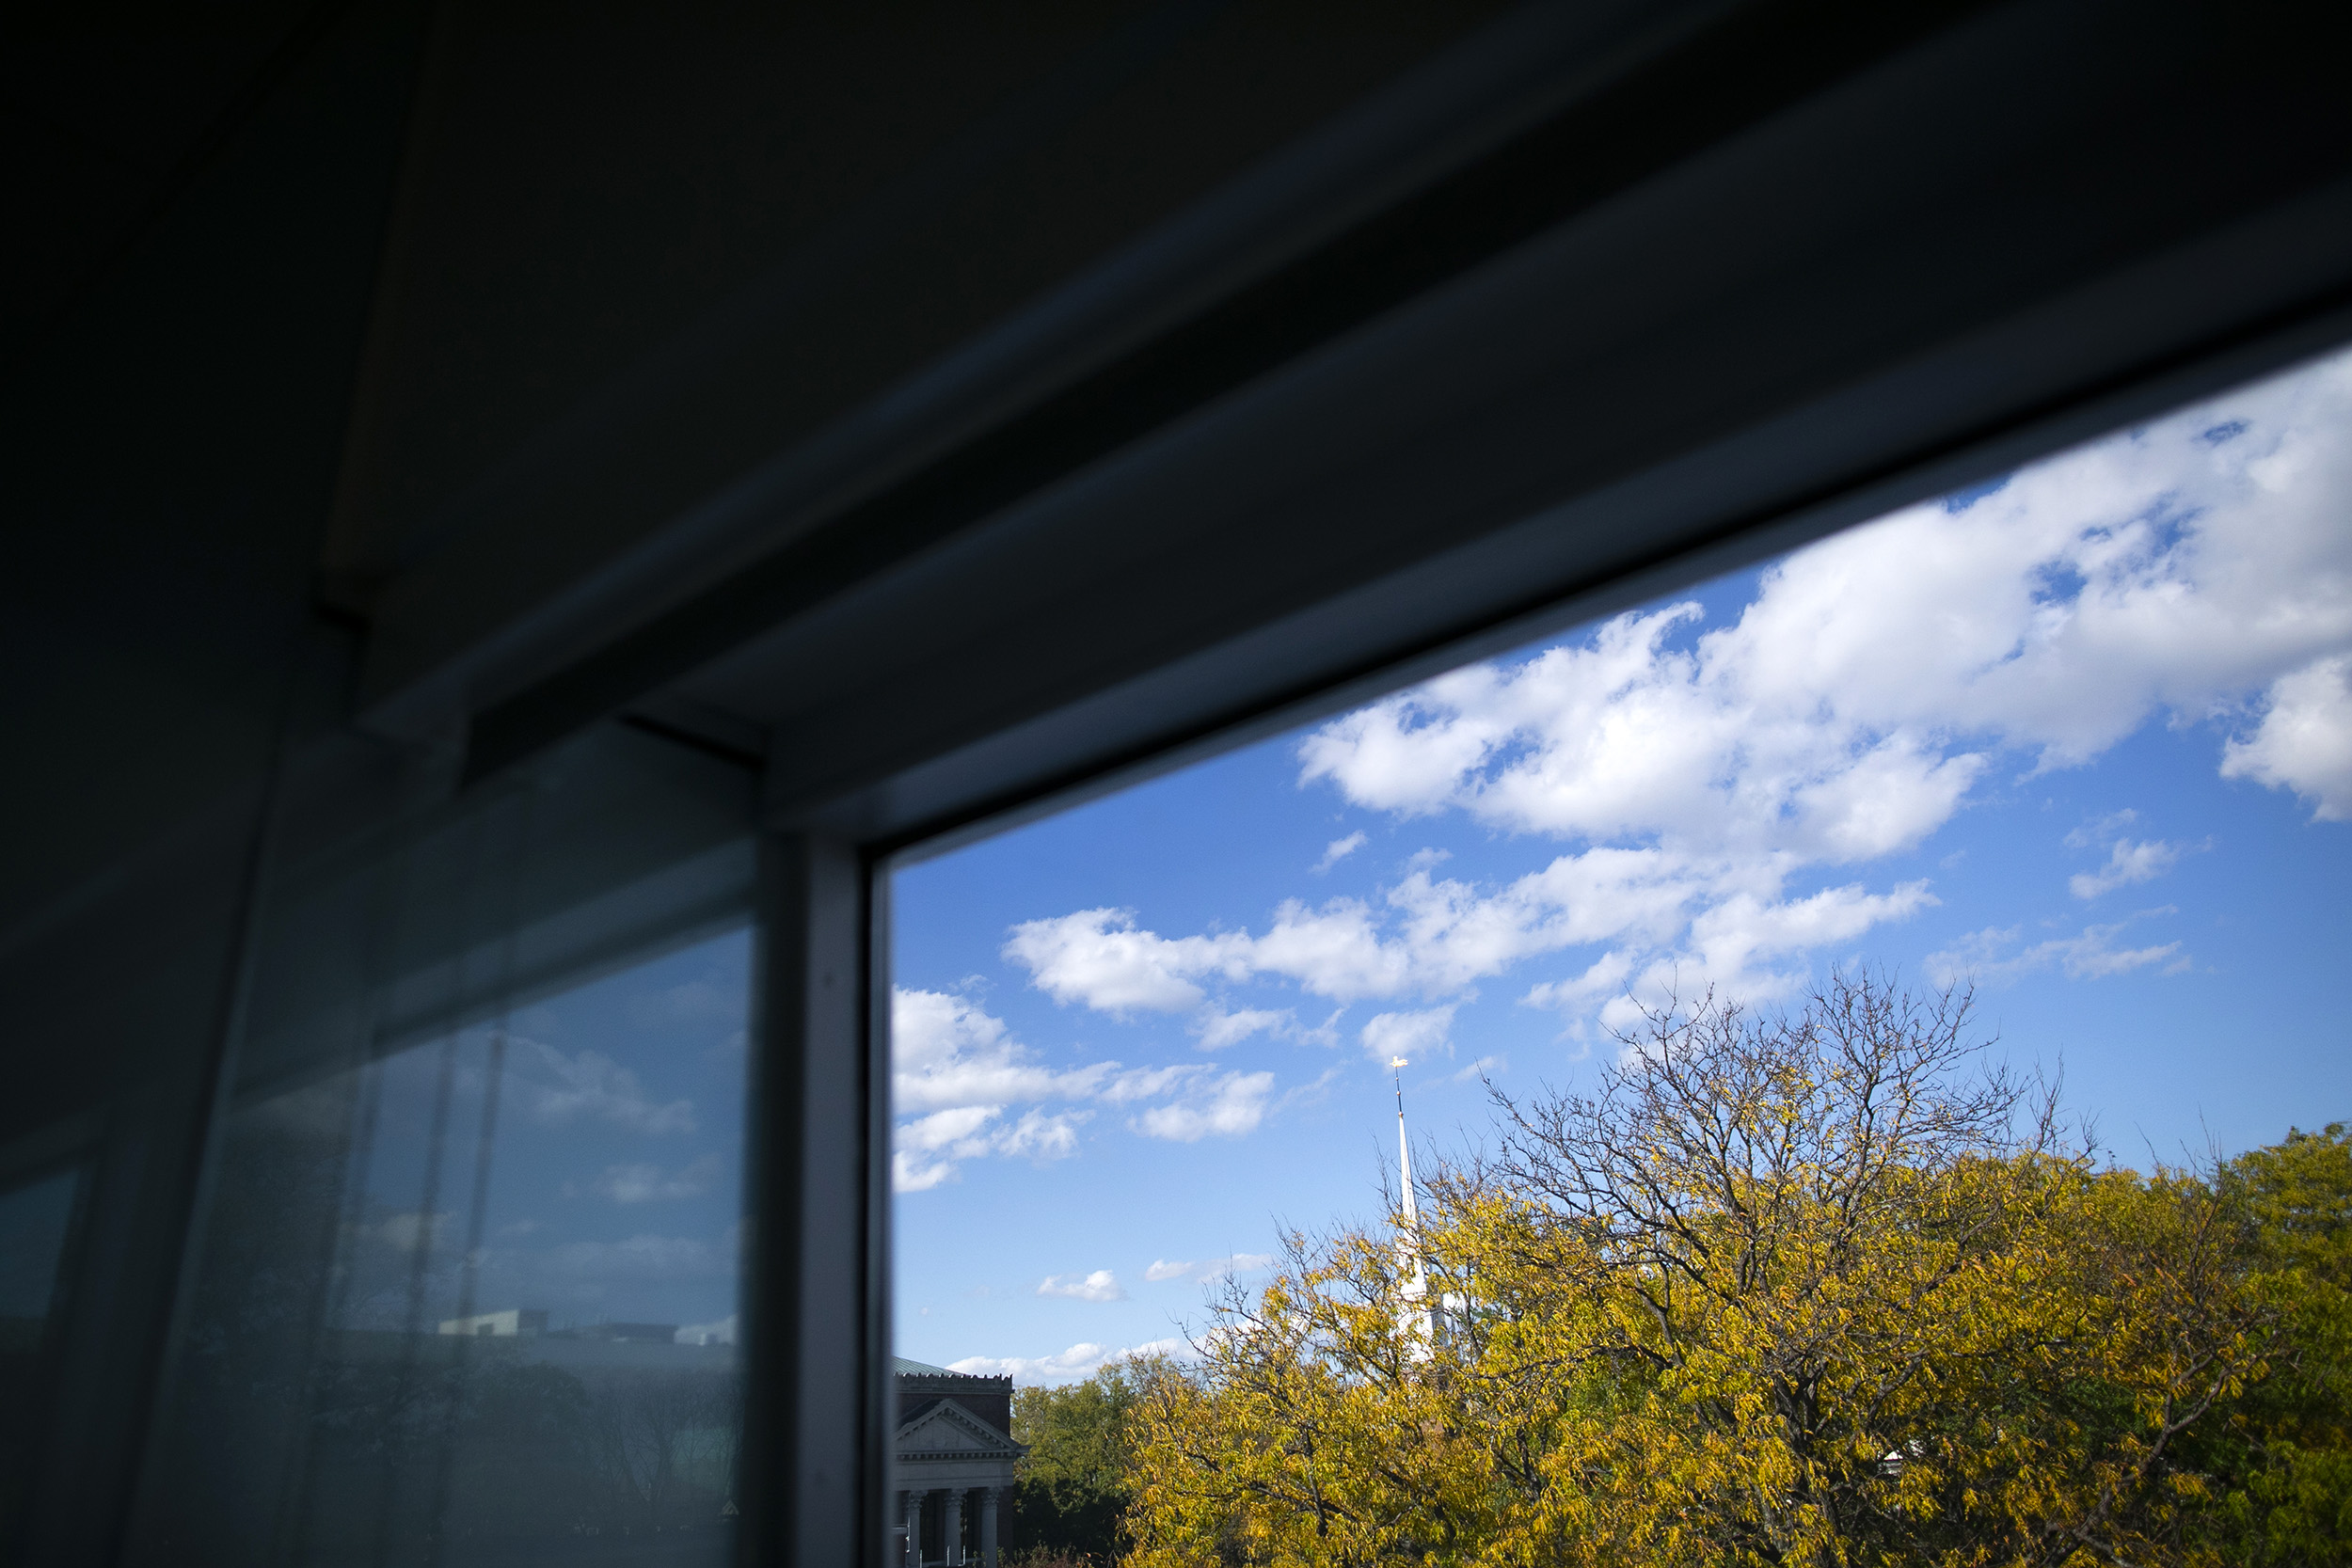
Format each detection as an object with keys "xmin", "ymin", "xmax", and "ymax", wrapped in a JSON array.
[{"xmin": 894, "ymin": 1358, "xmax": 1024, "ymax": 1567}]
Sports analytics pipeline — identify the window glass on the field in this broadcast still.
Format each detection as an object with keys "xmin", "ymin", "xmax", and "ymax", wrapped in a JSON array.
[
  {"xmin": 126, "ymin": 927, "xmax": 751, "ymax": 1566},
  {"xmin": 891, "ymin": 348, "xmax": 2352, "ymax": 1564},
  {"xmin": 103, "ymin": 715, "xmax": 758, "ymax": 1566},
  {"xmin": 0, "ymin": 1164, "xmax": 81, "ymax": 1550}
]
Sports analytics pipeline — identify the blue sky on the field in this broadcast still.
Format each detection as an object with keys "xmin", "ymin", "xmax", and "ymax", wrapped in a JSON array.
[{"xmin": 890, "ymin": 347, "xmax": 2352, "ymax": 1384}]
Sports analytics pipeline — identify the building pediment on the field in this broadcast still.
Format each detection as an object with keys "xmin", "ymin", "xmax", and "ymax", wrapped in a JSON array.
[{"xmin": 894, "ymin": 1399, "xmax": 1024, "ymax": 1463}]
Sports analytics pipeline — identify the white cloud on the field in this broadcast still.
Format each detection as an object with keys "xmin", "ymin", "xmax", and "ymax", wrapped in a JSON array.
[
  {"xmin": 1927, "ymin": 916, "xmax": 2191, "ymax": 986},
  {"xmin": 891, "ymin": 1103, "xmax": 1092, "ymax": 1193},
  {"xmin": 1097, "ymin": 1065, "xmax": 1200, "ymax": 1104},
  {"xmin": 2062, "ymin": 810, "xmax": 2201, "ymax": 900},
  {"xmin": 1276, "ymin": 1067, "xmax": 1343, "ymax": 1112},
  {"xmin": 1144, "ymin": 1253, "xmax": 1273, "ymax": 1284},
  {"xmin": 1134, "ymin": 1071, "xmax": 1275, "ymax": 1142},
  {"xmin": 2223, "ymin": 654, "xmax": 2352, "ymax": 819},
  {"xmin": 1313, "ymin": 832, "xmax": 1368, "ymax": 872},
  {"xmin": 2065, "ymin": 809, "xmax": 2140, "ymax": 847},
  {"xmin": 1685, "ymin": 881, "xmax": 1937, "ymax": 980},
  {"xmin": 675, "ymin": 1314, "xmax": 736, "ymax": 1345},
  {"xmin": 2069, "ymin": 838, "xmax": 2186, "ymax": 900},
  {"xmin": 893, "ymin": 989, "xmax": 1117, "ymax": 1113},
  {"xmin": 1003, "ymin": 910, "xmax": 1250, "ymax": 1014},
  {"xmin": 998, "ymin": 1108, "xmax": 1087, "ymax": 1160},
  {"xmin": 1010, "ymin": 851, "xmax": 1936, "ymax": 1038},
  {"xmin": 890, "ymin": 988, "xmax": 1123, "ymax": 1192},
  {"xmin": 890, "ymin": 990, "xmax": 1292, "ymax": 1189},
  {"xmin": 1521, "ymin": 951, "xmax": 1634, "ymax": 1019},
  {"xmin": 1037, "ymin": 1270, "xmax": 1127, "ymax": 1303},
  {"xmin": 1275, "ymin": 352, "xmax": 2352, "ymax": 1022},
  {"xmin": 1192, "ymin": 1007, "xmax": 1290, "ymax": 1051},
  {"xmin": 947, "ymin": 1337, "xmax": 1190, "ymax": 1386},
  {"xmin": 1359, "ymin": 1006, "xmax": 1456, "ymax": 1063},
  {"xmin": 593, "ymin": 1153, "xmax": 721, "ymax": 1203},
  {"xmin": 510, "ymin": 1040, "xmax": 695, "ymax": 1134},
  {"xmin": 983, "ymin": 354, "xmax": 2347, "ymax": 1063}
]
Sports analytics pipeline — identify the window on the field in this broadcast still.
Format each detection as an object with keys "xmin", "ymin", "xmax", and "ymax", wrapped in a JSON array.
[
  {"xmin": 0, "ymin": 1164, "xmax": 82, "ymax": 1547},
  {"xmin": 889, "ymin": 346, "xmax": 2352, "ymax": 1565},
  {"xmin": 119, "ymin": 727, "xmax": 757, "ymax": 1565}
]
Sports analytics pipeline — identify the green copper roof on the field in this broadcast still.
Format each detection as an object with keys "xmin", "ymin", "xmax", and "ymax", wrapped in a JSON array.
[{"xmin": 891, "ymin": 1355, "xmax": 959, "ymax": 1376}]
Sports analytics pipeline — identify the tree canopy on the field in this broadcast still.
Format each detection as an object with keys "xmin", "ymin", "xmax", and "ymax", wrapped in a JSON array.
[
  {"xmin": 1011, "ymin": 1354, "xmax": 1179, "ymax": 1563},
  {"xmin": 1121, "ymin": 974, "xmax": 2352, "ymax": 1567}
]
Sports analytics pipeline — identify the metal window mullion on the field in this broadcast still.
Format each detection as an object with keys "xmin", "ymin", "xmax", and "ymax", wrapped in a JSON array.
[{"xmin": 742, "ymin": 832, "xmax": 892, "ymax": 1565}]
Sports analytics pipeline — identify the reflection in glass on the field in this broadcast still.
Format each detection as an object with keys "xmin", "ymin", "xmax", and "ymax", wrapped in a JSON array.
[
  {"xmin": 0, "ymin": 1164, "xmax": 81, "ymax": 1551},
  {"xmin": 128, "ymin": 930, "xmax": 749, "ymax": 1566}
]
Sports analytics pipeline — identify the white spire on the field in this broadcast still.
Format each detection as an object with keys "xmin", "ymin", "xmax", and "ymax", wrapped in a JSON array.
[
  {"xmin": 1390, "ymin": 1057, "xmax": 1434, "ymax": 1359},
  {"xmin": 1392, "ymin": 1055, "xmax": 1420, "ymax": 1228}
]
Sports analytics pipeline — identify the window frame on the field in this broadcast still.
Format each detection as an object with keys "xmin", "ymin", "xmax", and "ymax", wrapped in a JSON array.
[{"xmin": 708, "ymin": 8, "xmax": 2352, "ymax": 1555}]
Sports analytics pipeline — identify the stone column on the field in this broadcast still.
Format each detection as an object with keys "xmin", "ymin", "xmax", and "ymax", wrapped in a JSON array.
[
  {"xmin": 940, "ymin": 1489, "xmax": 964, "ymax": 1565},
  {"xmin": 980, "ymin": 1486, "xmax": 1002, "ymax": 1568},
  {"xmin": 903, "ymin": 1490, "xmax": 923, "ymax": 1566}
]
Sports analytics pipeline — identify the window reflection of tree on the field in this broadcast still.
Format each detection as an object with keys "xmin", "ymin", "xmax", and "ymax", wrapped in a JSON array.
[{"xmin": 579, "ymin": 1369, "xmax": 741, "ymax": 1536}]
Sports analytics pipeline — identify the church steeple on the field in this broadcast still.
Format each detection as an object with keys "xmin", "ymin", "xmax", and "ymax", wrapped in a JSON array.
[
  {"xmin": 1393, "ymin": 1055, "xmax": 1419, "ymax": 1227},
  {"xmin": 1391, "ymin": 1057, "xmax": 1434, "ymax": 1356}
]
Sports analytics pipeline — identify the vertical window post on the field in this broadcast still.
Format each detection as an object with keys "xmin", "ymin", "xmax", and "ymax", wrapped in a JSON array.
[{"xmin": 743, "ymin": 832, "xmax": 893, "ymax": 1563}]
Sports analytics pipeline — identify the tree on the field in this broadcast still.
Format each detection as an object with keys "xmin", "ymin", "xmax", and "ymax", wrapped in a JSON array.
[
  {"xmin": 1010, "ymin": 1356, "xmax": 1177, "ymax": 1562},
  {"xmin": 2192, "ymin": 1123, "xmax": 2352, "ymax": 1564},
  {"xmin": 1126, "ymin": 974, "xmax": 2332, "ymax": 1567}
]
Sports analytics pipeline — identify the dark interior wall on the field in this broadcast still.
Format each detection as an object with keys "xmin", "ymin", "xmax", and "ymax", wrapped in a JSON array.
[
  {"xmin": 330, "ymin": 1, "xmax": 1519, "ymax": 721},
  {"xmin": 324, "ymin": 0, "xmax": 1179, "ymax": 582},
  {"xmin": 0, "ymin": 0, "xmax": 322, "ymax": 357},
  {"xmin": 0, "ymin": 16, "xmax": 437, "ymax": 1554},
  {"xmin": 0, "ymin": 0, "xmax": 432, "ymax": 945},
  {"xmin": 0, "ymin": 0, "xmax": 1517, "ymax": 1089}
]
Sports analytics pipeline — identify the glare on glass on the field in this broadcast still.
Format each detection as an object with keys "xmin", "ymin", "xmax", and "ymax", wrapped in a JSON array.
[
  {"xmin": 128, "ymin": 930, "xmax": 749, "ymax": 1567},
  {"xmin": 0, "ymin": 1166, "xmax": 81, "ymax": 1549}
]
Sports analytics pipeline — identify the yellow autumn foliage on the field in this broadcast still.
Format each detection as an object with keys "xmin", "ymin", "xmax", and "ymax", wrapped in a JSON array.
[{"xmin": 1124, "ymin": 975, "xmax": 2340, "ymax": 1568}]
